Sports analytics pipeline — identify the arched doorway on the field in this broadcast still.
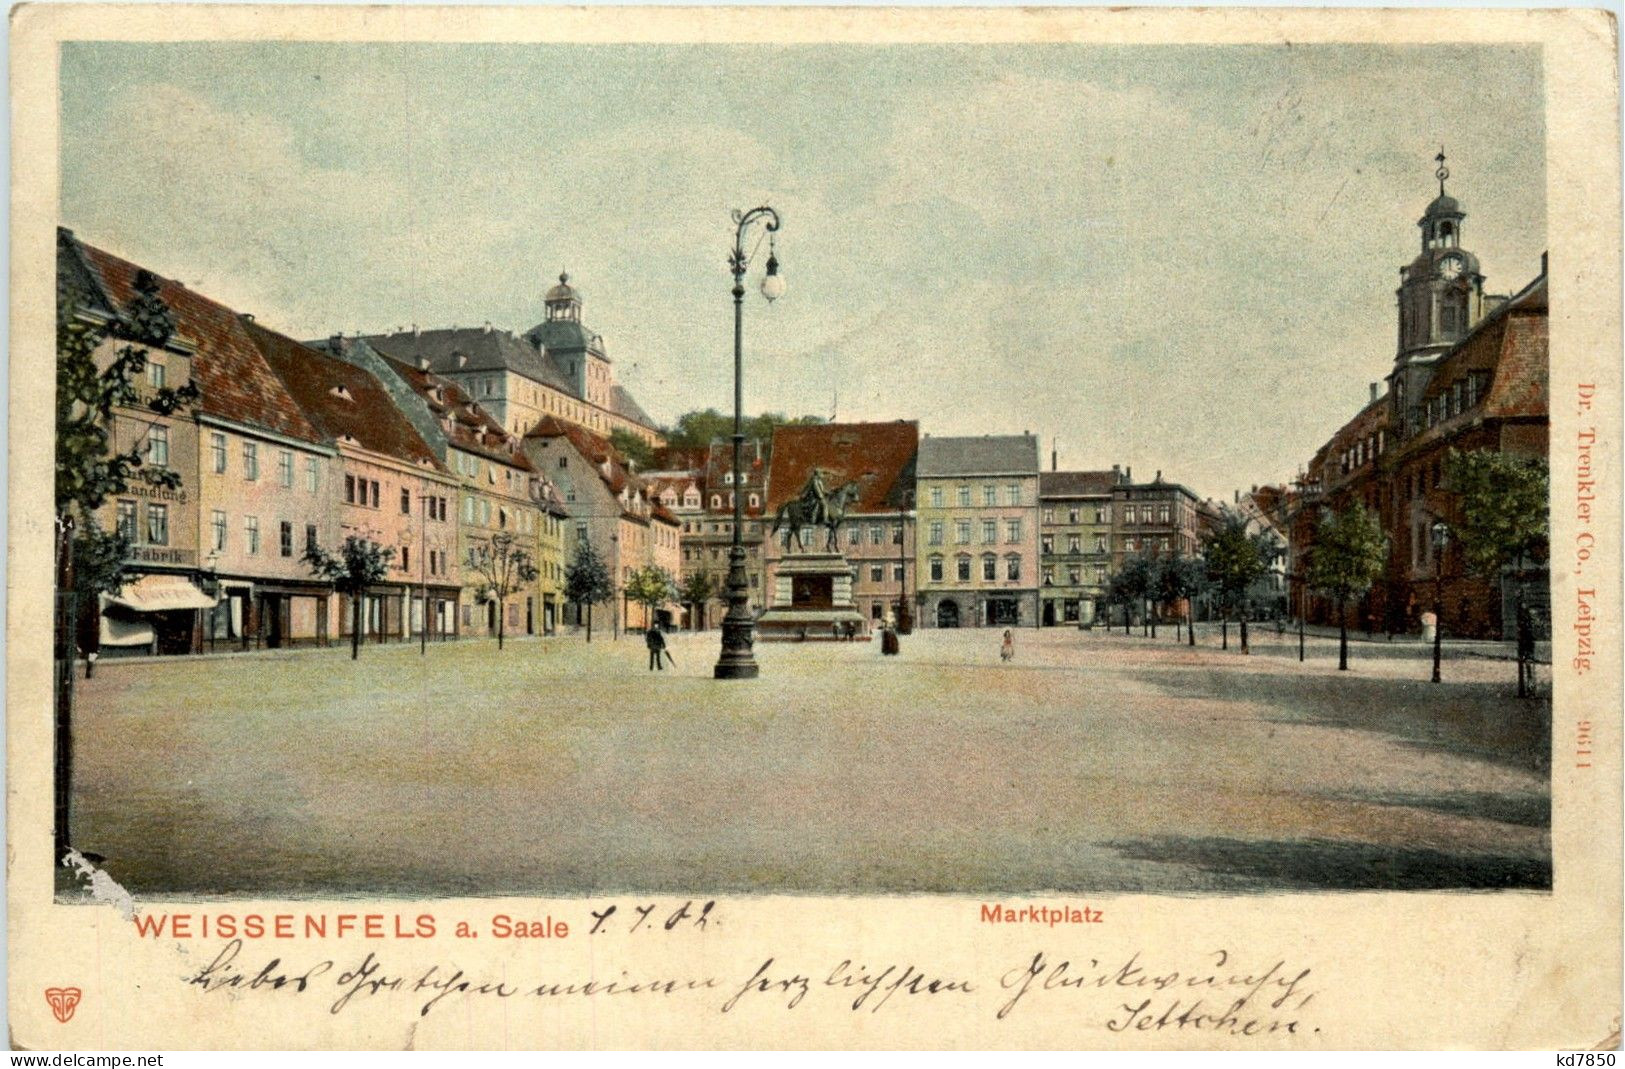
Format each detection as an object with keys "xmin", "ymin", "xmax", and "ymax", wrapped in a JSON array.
[{"xmin": 936, "ymin": 600, "xmax": 960, "ymax": 628}]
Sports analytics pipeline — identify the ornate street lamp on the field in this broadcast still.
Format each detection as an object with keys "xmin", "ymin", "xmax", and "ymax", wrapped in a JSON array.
[
  {"xmin": 1431, "ymin": 520, "xmax": 1449, "ymax": 684},
  {"xmin": 715, "ymin": 206, "xmax": 783, "ymax": 680}
]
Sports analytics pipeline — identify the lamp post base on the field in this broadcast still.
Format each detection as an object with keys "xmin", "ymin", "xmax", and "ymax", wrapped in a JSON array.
[{"xmin": 713, "ymin": 659, "xmax": 760, "ymax": 680}]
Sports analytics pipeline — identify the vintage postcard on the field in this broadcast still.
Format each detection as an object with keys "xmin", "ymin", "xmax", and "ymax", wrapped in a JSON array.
[{"xmin": 8, "ymin": 4, "xmax": 1621, "ymax": 1051}]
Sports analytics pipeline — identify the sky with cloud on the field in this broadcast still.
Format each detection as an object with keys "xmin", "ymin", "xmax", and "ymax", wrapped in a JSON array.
[{"xmin": 60, "ymin": 43, "xmax": 1545, "ymax": 499}]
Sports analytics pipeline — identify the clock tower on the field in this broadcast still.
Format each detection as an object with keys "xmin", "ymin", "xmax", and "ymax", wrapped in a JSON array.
[{"xmin": 1389, "ymin": 149, "xmax": 1486, "ymax": 433}]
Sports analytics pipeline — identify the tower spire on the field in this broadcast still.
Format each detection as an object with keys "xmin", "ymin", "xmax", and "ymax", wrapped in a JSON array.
[{"xmin": 1435, "ymin": 145, "xmax": 1449, "ymax": 196}]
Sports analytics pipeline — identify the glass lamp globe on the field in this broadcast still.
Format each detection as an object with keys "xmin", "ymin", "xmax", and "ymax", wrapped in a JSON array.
[{"xmin": 760, "ymin": 255, "xmax": 786, "ymax": 302}]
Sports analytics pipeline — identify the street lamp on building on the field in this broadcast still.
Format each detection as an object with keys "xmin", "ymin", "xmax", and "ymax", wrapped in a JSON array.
[
  {"xmin": 715, "ymin": 206, "xmax": 783, "ymax": 680},
  {"xmin": 1431, "ymin": 519, "xmax": 1450, "ymax": 683}
]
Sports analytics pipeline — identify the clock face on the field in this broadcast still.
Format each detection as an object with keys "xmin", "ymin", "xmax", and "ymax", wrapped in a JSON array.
[{"xmin": 1439, "ymin": 256, "xmax": 1465, "ymax": 281}]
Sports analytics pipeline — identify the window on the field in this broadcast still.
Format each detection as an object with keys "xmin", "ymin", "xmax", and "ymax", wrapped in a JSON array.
[
  {"xmin": 1095, "ymin": 507, "xmax": 1107, "ymax": 524},
  {"xmin": 1095, "ymin": 565, "xmax": 1107, "ymax": 583},
  {"xmin": 957, "ymin": 486, "xmax": 971, "ymax": 507},
  {"xmin": 982, "ymin": 554, "xmax": 997, "ymax": 581},
  {"xmin": 145, "ymin": 503, "xmax": 168, "ymax": 545},
  {"xmin": 1158, "ymin": 506, "xmax": 1170, "ymax": 525},
  {"xmin": 1095, "ymin": 535, "xmax": 1107, "ymax": 553},
  {"xmin": 711, "ymin": 494, "xmax": 721, "ymax": 509},
  {"xmin": 983, "ymin": 519, "xmax": 998, "ymax": 544},
  {"xmin": 401, "ymin": 488, "xmax": 412, "ymax": 515},
  {"xmin": 1125, "ymin": 537, "xmax": 1137, "ymax": 552},
  {"xmin": 305, "ymin": 457, "xmax": 319, "ymax": 493},
  {"xmin": 1042, "ymin": 535, "xmax": 1054, "ymax": 554},
  {"xmin": 929, "ymin": 521, "xmax": 943, "ymax": 546},
  {"xmin": 1006, "ymin": 519, "xmax": 1022, "ymax": 543},
  {"xmin": 983, "ymin": 485, "xmax": 998, "ymax": 507},
  {"xmin": 401, "ymin": 546, "xmax": 410, "ymax": 571},
  {"xmin": 1007, "ymin": 484, "xmax": 1021, "ymax": 506},
  {"xmin": 370, "ymin": 481, "xmax": 381, "ymax": 509},
  {"xmin": 211, "ymin": 510, "xmax": 227, "ymax": 552},
  {"xmin": 243, "ymin": 442, "xmax": 259, "ymax": 480},
  {"xmin": 277, "ymin": 450, "xmax": 293, "ymax": 487},
  {"xmin": 929, "ymin": 556, "xmax": 944, "ymax": 582},
  {"xmin": 1043, "ymin": 507, "xmax": 1055, "ymax": 524},
  {"xmin": 211, "ymin": 433, "xmax": 227, "ymax": 473},
  {"xmin": 147, "ymin": 361, "xmax": 166, "ymax": 389},
  {"xmin": 749, "ymin": 494, "xmax": 759, "ymax": 508},
  {"xmin": 1006, "ymin": 555, "xmax": 1022, "ymax": 582},
  {"xmin": 1042, "ymin": 565, "xmax": 1055, "ymax": 586},
  {"xmin": 245, "ymin": 516, "xmax": 259, "ymax": 555},
  {"xmin": 929, "ymin": 487, "xmax": 943, "ymax": 509},
  {"xmin": 116, "ymin": 500, "xmax": 138, "ymax": 541},
  {"xmin": 955, "ymin": 520, "xmax": 971, "ymax": 544},
  {"xmin": 1068, "ymin": 507, "xmax": 1080, "ymax": 524},
  {"xmin": 1124, "ymin": 505, "xmax": 1136, "ymax": 524},
  {"xmin": 306, "ymin": 524, "xmax": 318, "ymax": 555},
  {"xmin": 345, "ymin": 474, "xmax": 356, "ymax": 504},
  {"xmin": 1068, "ymin": 566, "xmax": 1081, "ymax": 585},
  {"xmin": 870, "ymin": 565, "xmax": 884, "ymax": 582},
  {"xmin": 147, "ymin": 426, "xmax": 169, "ymax": 467},
  {"xmin": 1068, "ymin": 534, "xmax": 1081, "ymax": 553},
  {"xmin": 956, "ymin": 555, "xmax": 971, "ymax": 581},
  {"xmin": 279, "ymin": 521, "xmax": 293, "ymax": 558},
  {"xmin": 893, "ymin": 564, "xmax": 904, "ymax": 582},
  {"xmin": 870, "ymin": 524, "xmax": 884, "ymax": 545}
]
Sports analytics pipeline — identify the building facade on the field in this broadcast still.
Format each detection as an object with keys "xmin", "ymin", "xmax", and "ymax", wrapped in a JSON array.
[
  {"xmin": 915, "ymin": 435, "xmax": 1041, "ymax": 629},
  {"xmin": 1291, "ymin": 165, "xmax": 1549, "ymax": 639},
  {"xmin": 1039, "ymin": 468, "xmax": 1120, "ymax": 626}
]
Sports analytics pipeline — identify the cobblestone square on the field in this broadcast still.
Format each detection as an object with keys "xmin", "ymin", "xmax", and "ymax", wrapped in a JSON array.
[{"xmin": 68, "ymin": 628, "xmax": 1550, "ymax": 898}]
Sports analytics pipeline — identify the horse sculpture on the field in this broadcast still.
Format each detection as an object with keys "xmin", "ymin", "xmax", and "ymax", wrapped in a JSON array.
[{"xmin": 772, "ymin": 470, "xmax": 861, "ymax": 553}]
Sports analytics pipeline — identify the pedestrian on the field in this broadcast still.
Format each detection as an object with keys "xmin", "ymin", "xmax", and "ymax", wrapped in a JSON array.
[
  {"xmin": 1000, "ymin": 628, "xmax": 1014, "ymax": 663},
  {"xmin": 645, "ymin": 625, "xmax": 667, "ymax": 671}
]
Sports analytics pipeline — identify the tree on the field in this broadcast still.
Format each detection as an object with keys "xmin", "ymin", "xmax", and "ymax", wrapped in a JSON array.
[
  {"xmin": 609, "ymin": 429, "xmax": 655, "ymax": 472},
  {"xmin": 1106, "ymin": 556, "xmax": 1154, "ymax": 636},
  {"xmin": 564, "ymin": 539, "xmax": 614, "ymax": 642},
  {"xmin": 1444, "ymin": 449, "xmax": 1550, "ymax": 695},
  {"xmin": 678, "ymin": 571, "xmax": 718, "ymax": 631},
  {"xmin": 1203, "ymin": 514, "xmax": 1273, "ymax": 653},
  {"xmin": 1157, "ymin": 554, "xmax": 1208, "ymax": 646},
  {"xmin": 1305, "ymin": 504, "xmax": 1389, "ymax": 671},
  {"xmin": 469, "ymin": 532, "xmax": 540, "ymax": 651},
  {"xmin": 303, "ymin": 536, "xmax": 396, "ymax": 660},
  {"xmin": 54, "ymin": 271, "xmax": 198, "ymax": 859},
  {"xmin": 660, "ymin": 408, "xmax": 823, "ymax": 453},
  {"xmin": 624, "ymin": 565, "xmax": 678, "ymax": 633}
]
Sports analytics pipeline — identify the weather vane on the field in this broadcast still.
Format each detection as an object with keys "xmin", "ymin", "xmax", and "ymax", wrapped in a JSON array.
[{"xmin": 1435, "ymin": 145, "xmax": 1450, "ymax": 195}]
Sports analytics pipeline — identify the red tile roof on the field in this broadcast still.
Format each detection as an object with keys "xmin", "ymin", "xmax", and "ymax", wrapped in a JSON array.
[
  {"xmin": 244, "ymin": 321, "xmax": 446, "ymax": 472},
  {"xmin": 377, "ymin": 355, "xmax": 535, "ymax": 472},
  {"xmin": 765, "ymin": 421, "xmax": 919, "ymax": 514},
  {"xmin": 1040, "ymin": 470, "xmax": 1120, "ymax": 498},
  {"xmin": 69, "ymin": 235, "xmax": 324, "ymax": 445}
]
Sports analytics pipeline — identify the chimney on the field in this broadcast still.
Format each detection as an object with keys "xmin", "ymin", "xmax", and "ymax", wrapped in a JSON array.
[
  {"xmin": 1369, "ymin": 382, "xmax": 1380, "ymax": 404},
  {"xmin": 328, "ymin": 333, "xmax": 343, "ymax": 352},
  {"xmin": 483, "ymin": 321, "xmax": 493, "ymax": 334},
  {"xmin": 1051, "ymin": 438, "xmax": 1058, "ymax": 472},
  {"xmin": 412, "ymin": 323, "xmax": 420, "ymax": 337},
  {"xmin": 1234, "ymin": 489, "xmax": 1240, "ymax": 503},
  {"xmin": 1155, "ymin": 469, "xmax": 1162, "ymax": 483},
  {"xmin": 1125, "ymin": 466, "xmax": 1132, "ymax": 482},
  {"xmin": 417, "ymin": 356, "xmax": 431, "ymax": 371}
]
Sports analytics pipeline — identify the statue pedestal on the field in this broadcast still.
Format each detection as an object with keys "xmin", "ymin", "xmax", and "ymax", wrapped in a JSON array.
[{"xmin": 757, "ymin": 553, "xmax": 867, "ymax": 641}]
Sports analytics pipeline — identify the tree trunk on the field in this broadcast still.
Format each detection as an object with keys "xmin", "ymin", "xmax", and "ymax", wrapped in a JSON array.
[
  {"xmin": 1222, "ymin": 615, "xmax": 1228, "ymax": 651},
  {"xmin": 1338, "ymin": 601, "xmax": 1349, "ymax": 671},
  {"xmin": 497, "ymin": 597, "xmax": 505, "ymax": 651},
  {"xmin": 1188, "ymin": 606, "xmax": 1196, "ymax": 646},
  {"xmin": 1149, "ymin": 602, "xmax": 1157, "ymax": 639},
  {"xmin": 1240, "ymin": 615, "xmax": 1249, "ymax": 655},
  {"xmin": 351, "ymin": 591, "xmax": 362, "ymax": 660},
  {"xmin": 585, "ymin": 602, "xmax": 593, "ymax": 643}
]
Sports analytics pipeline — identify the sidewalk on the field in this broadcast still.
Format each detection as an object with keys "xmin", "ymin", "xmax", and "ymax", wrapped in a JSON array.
[{"xmin": 78, "ymin": 630, "xmax": 578, "ymax": 669}]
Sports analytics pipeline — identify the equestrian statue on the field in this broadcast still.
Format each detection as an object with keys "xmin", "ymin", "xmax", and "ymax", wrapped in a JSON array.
[{"xmin": 772, "ymin": 468, "xmax": 861, "ymax": 553}]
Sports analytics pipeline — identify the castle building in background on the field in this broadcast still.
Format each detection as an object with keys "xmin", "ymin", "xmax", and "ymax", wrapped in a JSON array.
[
  {"xmin": 352, "ymin": 272, "xmax": 663, "ymax": 447},
  {"xmin": 914, "ymin": 434, "xmax": 1041, "ymax": 629}
]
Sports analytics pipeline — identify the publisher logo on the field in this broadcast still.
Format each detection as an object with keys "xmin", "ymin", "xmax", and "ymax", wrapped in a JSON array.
[{"xmin": 45, "ymin": 987, "xmax": 82, "ymax": 1023}]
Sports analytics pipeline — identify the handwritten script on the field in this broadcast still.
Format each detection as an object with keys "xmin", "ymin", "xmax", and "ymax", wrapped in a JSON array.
[{"xmin": 184, "ymin": 940, "xmax": 1316, "ymax": 1034}]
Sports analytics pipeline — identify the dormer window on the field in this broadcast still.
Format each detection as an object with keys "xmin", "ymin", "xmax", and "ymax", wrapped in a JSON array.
[{"xmin": 330, "ymin": 384, "xmax": 353, "ymax": 401}]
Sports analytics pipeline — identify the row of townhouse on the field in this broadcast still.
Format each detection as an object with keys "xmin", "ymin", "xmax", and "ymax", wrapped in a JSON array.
[
  {"xmin": 639, "ymin": 420, "xmax": 1209, "ymax": 632},
  {"xmin": 61, "ymin": 229, "xmax": 575, "ymax": 656}
]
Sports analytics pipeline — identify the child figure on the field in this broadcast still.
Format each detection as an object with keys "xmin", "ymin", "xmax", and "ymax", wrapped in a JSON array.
[{"xmin": 1000, "ymin": 629, "xmax": 1014, "ymax": 663}]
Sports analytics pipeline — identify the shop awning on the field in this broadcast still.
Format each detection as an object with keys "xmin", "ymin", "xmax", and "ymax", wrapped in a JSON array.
[
  {"xmin": 106, "ymin": 574, "xmax": 219, "ymax": 612},
  {"xmin": 97, "ymin": 606, "xmax": 155, "ymax": 648}
]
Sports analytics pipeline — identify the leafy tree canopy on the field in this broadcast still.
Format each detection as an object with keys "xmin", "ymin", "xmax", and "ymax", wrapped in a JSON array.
[
  {"xmin": 1443, "ymin": 449, "xmax": 1549, "ymax": 577},
  {"xmin": 1305, "ymin": 503, "xmax": 1388, "ymax": 601},
  {"xmin": 564, "ymin": 539, "xmax": 615, "ymax": 607},
  {"xmin": 609, "ymin": 429, "xmax": 656, "ymax": 472},
  {"xmin": 303, "ymin": 536, "xmax": 396, "ymax": 596},
  {"xmin": 678, "ymin": 570, "xmax": 718, "ymax": 606},
  {"xmin": 660, "ymin": 408, "xmax": 823, "ymax": 454},
  {"xmin": 1203, "ymin": 514, "xmax": 1276, "ymax": 610},
  {"xmin": 625, "ymin": 565, "xmax": 678, "ymax": 615}
]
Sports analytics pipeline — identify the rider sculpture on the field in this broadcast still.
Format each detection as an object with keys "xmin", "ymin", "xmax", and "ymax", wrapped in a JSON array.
[{"xmin": 772, "ymin": 468, "xmax": 858, "ymax": 553}]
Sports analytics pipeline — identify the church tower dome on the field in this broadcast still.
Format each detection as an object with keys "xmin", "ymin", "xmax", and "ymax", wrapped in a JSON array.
[{"xmin": 1389, "ymin": 148, "xmax": 1488, "ymax": 433}]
